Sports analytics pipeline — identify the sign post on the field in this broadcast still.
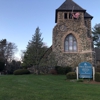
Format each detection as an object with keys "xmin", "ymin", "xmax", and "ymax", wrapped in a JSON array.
[
  {"xmin": 93, "ymin": 67, "xmax": 95, "ymax": 81},
  {"xmin": 76, "ymin": 67, "xmax": 78, "ymax": 80}
]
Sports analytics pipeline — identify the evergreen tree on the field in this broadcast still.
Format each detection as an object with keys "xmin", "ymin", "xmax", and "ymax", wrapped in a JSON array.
[
  {"xmin": 92, "ymin": 23, "xmax": 100, "ymax": 48},
  {"xmin": 23, "ymin": 27, "xmax": 48, "ymax": 73}
]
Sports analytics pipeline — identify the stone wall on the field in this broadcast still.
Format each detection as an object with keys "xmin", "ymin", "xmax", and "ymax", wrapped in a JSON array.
[{"xmin": 52, "ymin": 11, "xmax": 95, "ymax": 67}]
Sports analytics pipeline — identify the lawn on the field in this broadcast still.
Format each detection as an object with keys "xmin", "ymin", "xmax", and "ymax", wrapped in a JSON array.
[{"xmin": 0, "ymin": 75, "xmax": 100, "ymax": 100}]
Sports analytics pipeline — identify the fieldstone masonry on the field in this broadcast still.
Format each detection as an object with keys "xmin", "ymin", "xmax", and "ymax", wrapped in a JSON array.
[{"xmin": 52, "ymin": 7, "xmax": 95, "ymax": 67}]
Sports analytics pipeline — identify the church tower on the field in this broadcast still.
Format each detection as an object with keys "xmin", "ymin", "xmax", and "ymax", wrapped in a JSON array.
[{"xmin": 52, "ymin": 0, "xmax": 95, "ymax": 67}]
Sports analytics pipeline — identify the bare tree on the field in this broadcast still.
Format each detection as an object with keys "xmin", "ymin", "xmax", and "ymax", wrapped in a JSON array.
[{"xmin": 0, "ymin": 39, "xmax": 17, "ymax": 62}]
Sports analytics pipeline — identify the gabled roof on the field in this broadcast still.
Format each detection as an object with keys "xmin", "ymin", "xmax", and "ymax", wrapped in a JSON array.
[
  {"xmin": 55, "ymin": 0, "xmax": 93, "ymax": 23},
  {"xmin": 57, "ymin": 0, "xmax": 86, "ymax": 11},
  {"xmin": 84, "ymin": 12, "xmax": 93, "ymax": 19}
]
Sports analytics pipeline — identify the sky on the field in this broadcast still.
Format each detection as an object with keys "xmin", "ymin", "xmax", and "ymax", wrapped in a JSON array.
[{"xmin": 0, "ymin": 0, "xmax": 100, "ymax": 60}]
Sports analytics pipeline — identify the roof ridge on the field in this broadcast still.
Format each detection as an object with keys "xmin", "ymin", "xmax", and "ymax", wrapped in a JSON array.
[
  {"xmin": 71, "ymin": 0, "xmax": 85, "ymax": 10},
  {"xmin": 57, "ymin": 0, "xmax": 86, "ymax": 11}
]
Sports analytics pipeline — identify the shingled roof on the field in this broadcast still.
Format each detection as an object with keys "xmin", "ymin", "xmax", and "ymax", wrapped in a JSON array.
[
  {"xmin": 56, "ymin": 0, "xmax": 86, "ymax": 11},
  {"xmin": 55, "ymin": 0, "xmax": 93, "ymax": 23},
  {"xmin": 84, "ymin": 12, "xmax": 93, "ymax": 19}
]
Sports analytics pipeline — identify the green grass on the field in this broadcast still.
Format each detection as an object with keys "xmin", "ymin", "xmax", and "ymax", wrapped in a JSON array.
[{"xmin": 0, "ymin": 75, "xmax": 100, "ymax": 100}]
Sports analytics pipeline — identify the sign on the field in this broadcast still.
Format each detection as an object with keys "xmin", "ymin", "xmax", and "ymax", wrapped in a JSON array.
[{"xmin": 78, "ymin": 62, "xmax": 92, "ymax": 78}]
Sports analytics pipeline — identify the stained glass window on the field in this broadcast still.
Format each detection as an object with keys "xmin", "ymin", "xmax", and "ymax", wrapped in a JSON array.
[{"xmin": 64, "ymin": 34, "xmax": 77, "ymax": 52}]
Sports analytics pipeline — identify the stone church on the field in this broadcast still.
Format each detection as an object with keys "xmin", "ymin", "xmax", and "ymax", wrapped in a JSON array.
[{"xmin": 43, "ymin": 0, "xmax": 96, "ymax": 68}]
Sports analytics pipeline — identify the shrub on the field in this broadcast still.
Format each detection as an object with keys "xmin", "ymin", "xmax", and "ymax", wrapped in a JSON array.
[
  {"xmin": 66, "ymin": 72, "xmax": 76, "ymax": 79},
  {"xmin": 13, "ymin": 69, "xmax": 30, "ymax": 75},
  {"xmin": 55, "ymin": 66, "xmax": 72, "ymax": 75},
  {"xmin": 95, "ymin": 72, "xmax": 100, "ymax": 82},
  {"xmin": 65, "ymin": 67, "xmax": 72, "ymax": 74},
  {"xmin": 55, "ymin": 66, "xmax": 60, "ymax": 72},
  {"xmin": 49, "ymin": 69, "xmax": 57, "ymax": 75},
  {"xmin": 57, "ymin": 67, "xmax": 65, "ymax": 74}
]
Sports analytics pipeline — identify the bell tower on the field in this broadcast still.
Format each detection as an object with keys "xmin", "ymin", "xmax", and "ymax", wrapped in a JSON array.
[{"xmin": 52, "ymin": 0, "xmax": 95, "ymax": 67}]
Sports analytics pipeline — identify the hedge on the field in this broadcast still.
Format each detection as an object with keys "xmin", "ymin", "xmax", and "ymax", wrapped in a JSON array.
[
  {"xmin": 66, "ymin": 72, "xmax": 76, "ymax": 79},
  {"xmin": 13, "ymin": 69, "xmax": 30, "ymax": 75},
  {"xmin": 95, "ymin": 72, "xmax": 100, "ymax": 82},
  {"xmin": 55, "ymin": 66, "xmax": 72, "ymax": 75}
]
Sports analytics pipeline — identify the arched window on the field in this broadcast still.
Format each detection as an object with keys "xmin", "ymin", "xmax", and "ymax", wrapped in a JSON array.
[{"xmin": 64, "ymin": 34, "xmax": 77, "ymax": 52}]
